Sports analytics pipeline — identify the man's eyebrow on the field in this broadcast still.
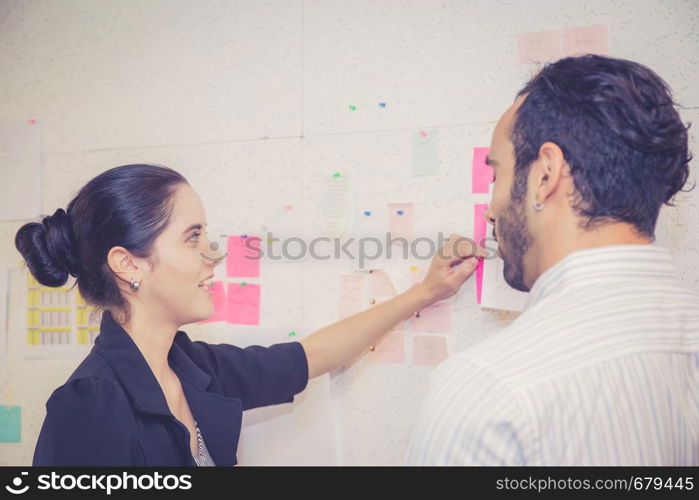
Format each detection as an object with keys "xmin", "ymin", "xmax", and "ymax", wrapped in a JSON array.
[{"xmin": 485, "ymin": 156, "xmax": 499, "ymax": 167}]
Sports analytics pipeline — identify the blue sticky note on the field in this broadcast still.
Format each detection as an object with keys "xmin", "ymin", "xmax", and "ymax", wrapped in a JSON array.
[
  {"xmin": 412, "ymin": 129, "xmax": 440, "ymax": 177},
  {"xmin": 0, "ymin": 406, "xmax": 21, "ymax": 443}
]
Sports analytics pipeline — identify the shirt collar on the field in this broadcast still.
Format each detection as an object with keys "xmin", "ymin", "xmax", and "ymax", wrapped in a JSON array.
[
  {"xmin": 94, "ymin": 311, "xmax": 212, "ymax": 416},
  {"xmin": 524, "ymin": 243, "xmax": 680, "ymax": 309}
]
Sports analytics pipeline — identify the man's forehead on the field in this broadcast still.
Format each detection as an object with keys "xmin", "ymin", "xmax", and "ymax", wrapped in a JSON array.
[{"xmin": 490, "ymin": 95, "xmax": 526, "ymax": 156}]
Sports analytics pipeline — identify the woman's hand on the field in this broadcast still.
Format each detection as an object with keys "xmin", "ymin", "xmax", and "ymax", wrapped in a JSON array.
[{"xmin": 417, "ymin": 233, "xmax": 491, "ymax": 303}]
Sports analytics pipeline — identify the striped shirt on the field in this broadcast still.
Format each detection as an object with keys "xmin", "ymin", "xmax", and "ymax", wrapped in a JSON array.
[
  {"xmin": 192, "ymin": 420, "xmax": 216, "ymax": 467},
  {"xmin": 406, "ymin": 244, "xmax": 699, "ymax": 465}
]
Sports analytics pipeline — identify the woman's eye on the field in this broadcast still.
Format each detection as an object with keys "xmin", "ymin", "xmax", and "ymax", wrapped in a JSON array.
[{"xmin": 189, "ymin": 232, "xmax": 201, "ymax": 242}]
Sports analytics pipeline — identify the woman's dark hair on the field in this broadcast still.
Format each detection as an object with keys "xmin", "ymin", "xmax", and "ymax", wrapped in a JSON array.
[
  {"xmin": 511, "ymin": 54, "xmax": 693, "ymax": 237},
  {"xmin": 15, "ymin": 164, "xmax": 187, "ymax": 321}
]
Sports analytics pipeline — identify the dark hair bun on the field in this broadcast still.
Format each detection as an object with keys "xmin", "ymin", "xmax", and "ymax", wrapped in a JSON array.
[{"xmin": 15, "ymin": 208, "xmax": 80, "ymax": 287}]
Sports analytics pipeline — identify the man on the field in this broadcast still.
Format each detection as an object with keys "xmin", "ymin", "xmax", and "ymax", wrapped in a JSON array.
[{"xmin": 407, "ymin": 55, "xmax": 698, "ymax": 465}]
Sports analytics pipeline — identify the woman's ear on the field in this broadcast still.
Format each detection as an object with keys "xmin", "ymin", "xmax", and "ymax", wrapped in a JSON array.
[{"xmin": 107, "ymin": 246, "xmax": 140, "ymax": 287}]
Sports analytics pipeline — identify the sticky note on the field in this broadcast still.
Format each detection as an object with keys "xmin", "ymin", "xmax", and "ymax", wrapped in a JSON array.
[
  {"xmin": 367, "ymin": 270, "xmax": 397, "ymax": 297},
  {"xmin": 413, "ymin": 301, "xmax": 452, "ymax": 333},
  {"xmin": 338, "ymin": 274, "xmax": 366, "ymax": 319},
  {"xmin": 199, "ymin": 280, "xmax": 227, "ymax": 323},
  {"xmin": 226, "ymin": 283, "xmax": 260, "ymax": 325},
  {"xmin": 563, "ymin": 24, "xmax": 608, "ymax": 57},
  {"xmin": 388, "ymin": 203, "xmax": 414, "ymax": 244},
  {"xmin": 412, "ymin": 129, "xmax": 440, "ymax": 177},
  {"xmin": 413, "ymin": 336, "xmax": 448, "ymax": 366},
  {"xmin": 518, "ymin": 29, "xmax": 562, "ymax": 64},
  {"xmin": 474, "ymin": 203, "xmax": 488, "ymax": 304},
  {"xmin": 369, "ymin": 331, "xmax": 405, "ymax": 364},
  {"xmin": 0, "ymin": 405, "xmax": 21, "ymax": 442},
  {"xmin": 472, "ymin": 146, "xmax": 492, "ymax": 194},
  {"xmin": 226, "ymin": 235, "xmax": 261, "ymax": 277}
]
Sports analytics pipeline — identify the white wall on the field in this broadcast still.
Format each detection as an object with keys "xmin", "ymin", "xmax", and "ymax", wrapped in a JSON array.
[{"xmin": 0, "ymin": 0, "xmax": 697, "ymax": 465}]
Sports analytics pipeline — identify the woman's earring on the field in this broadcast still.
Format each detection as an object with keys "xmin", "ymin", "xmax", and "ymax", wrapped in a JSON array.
[
  {"xmin": 130, "ymin": 278, "xmax": 140, "ymax": 290},
  {"xmin": 533, "ymin": 201, "xmax": 545, "ymax": 211}
]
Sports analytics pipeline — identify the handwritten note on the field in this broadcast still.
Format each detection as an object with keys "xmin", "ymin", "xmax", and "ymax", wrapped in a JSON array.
[
  {"xmin": 388, "ymin": 203, "xmax": 414, "ymax": 244},
  {"xmin": 413, "ymin": 335, "xmax": 448, "ymax": 366},
  {"xmin": 563, "ymin": 24, "xmax": 608, "ymax": 57},
  {"xmin": 338, "ymin": 274, "xmax": 367, "ymax": 319},
  {"xmin": 518, "ymin": 29, "xmax": 562, "ymax": 64},
  {"xmin": 369, "ymin": 331, "xmax": 405, "ymax": 364},
  {"xmin": 472, "ymin": 146, "xmax": 492, "ymax": 194},
  {"xmin": 367, "ymin": 270, "xmax": 397, "ymax": 297},
  {"xmin": 412, "ymin": 129, "xmax": 440, "ymax": 177},
  {"xmin": 413, "ymin": 301, "xmax": 452, "ymax": 333},
  {"xmin": 226, "ymin": 283, "xmax": 260, "ymax": 325},
  {"xmin": 474, "ymin": 203, "xmax": 488, "ymax": 304},
  {"xmin": 227, "ymin": 235, "xmax": 261, "ymax": 278},
  {"xmin": 480, "ymin": 254, "xmax": 528, "ymax": 312},
  {"xmin": 0, "ymin": 405, "xmax": 21, "ymax": 442},
  {"xmin": 199, "ymin": 280, "xmax": 227, "ymax": 323},
  {"xmin": 320, "ymin": 174, "xmax": 352, "ymax": 238}
]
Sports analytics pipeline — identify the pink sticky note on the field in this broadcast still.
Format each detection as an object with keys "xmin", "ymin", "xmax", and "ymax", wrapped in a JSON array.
[
  {"xmin": 367, "ymin": 270, "xmax": 397, "ymax": 297},
  {"xmin": 388, "ymin": 203, "xmax": 414, "ymax": 244},
  {"xmin": 413, "ymin": 301, "xmax": 452, "ymax": 333},
  {"xmin": 413, "ymin": 335, "xmax": 449, "ymax": 366},
  {"xmin": 226, "ymin": 283, "xmax": 260, "ymax": 325},
  {"xmin": 338, "ymin": 274, "xmax": 366, "ymax": 319},
  {"xmin": 472, "ymin": 147, "xmax": 492, "ymax": 194},
  {"xmin": 199, "ymin": 280, "xmax": 227, "ymax": 323},
  {"xmin": 563, "ymin": 25, "xmax": 608, "ymax": 57},
  {"xmin": 369, "ymin": 331, "xmax": 405, "ymax": 364},
  {"xmin": 226, "ymin": 235, "xmax": 261, "ymax": 277},
  {"xmin": 474, "ymin": 203, "xmax": 488, "ymax": 304},
  {"xmin": 518, "ymin": 29, "xmax": 563, "ymax": 64}
]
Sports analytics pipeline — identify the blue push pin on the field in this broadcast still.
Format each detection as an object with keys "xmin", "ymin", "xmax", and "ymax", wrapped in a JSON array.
[
  {"xmin": 241, "ymin": 234, "xmax": 248, "ymax": 239},
  {"xmin": 397, "ymin": 210, "xmax": 404, "ymax": 216},
  {"xmin": 378, "ymin": 102, "xmax": 387, "ymax": 108},
  {"xmin": 364, "ymin": 211, "xmax": 372, "ymax": 216}
]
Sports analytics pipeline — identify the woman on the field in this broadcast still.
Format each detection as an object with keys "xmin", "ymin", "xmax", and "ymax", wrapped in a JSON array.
[{"xmin": 15, "ymin": 164, "xmax": 484, "ymax": 466}]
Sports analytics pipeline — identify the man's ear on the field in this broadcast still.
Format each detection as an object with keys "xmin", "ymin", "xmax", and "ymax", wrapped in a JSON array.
[
  {"xmin": 107, "ymin": 246, "xmax": 140, "ymax": 287},
  {"xmin": 532, "ymin": 141, "xmax": 566, "ymax": 205}
]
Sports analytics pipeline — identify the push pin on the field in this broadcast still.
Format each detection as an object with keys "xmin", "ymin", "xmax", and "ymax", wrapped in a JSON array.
[
  {"xmin": 414, "ymin": 311, "xmax": 421, "ymax": 318},
  {"xmin": 369, "ymin": 345, "xmax": 376, "ymax": 352},
  {"xmin": 369, "ymin": 298, "xmax": 376, "ymax": 305}
]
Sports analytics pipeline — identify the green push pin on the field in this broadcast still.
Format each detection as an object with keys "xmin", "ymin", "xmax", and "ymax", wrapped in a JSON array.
[
  {"xmin": 288, "ymin": 331, "xmax": 296, "ymax": 337},
  {"xmin": 240, "ymin": 282, "xmax": 247, "ymax": 286},
  {"xmin": 332, "ymin": 172, "xmax": 341, "ymax": 178},
  {"xmin": 349, "ymin": 105, "xmax": 357, "ymax": 111}
]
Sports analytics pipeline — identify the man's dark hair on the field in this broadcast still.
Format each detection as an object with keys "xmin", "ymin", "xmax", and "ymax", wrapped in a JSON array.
[{"xmin": 511, "ymin": 55, "xmax": 692, "ymax": 237}]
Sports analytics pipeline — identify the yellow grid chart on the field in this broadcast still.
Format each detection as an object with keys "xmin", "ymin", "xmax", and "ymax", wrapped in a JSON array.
[{"xmin": 26, "ymin": 274, "xmax": 100, "ymax": 346}]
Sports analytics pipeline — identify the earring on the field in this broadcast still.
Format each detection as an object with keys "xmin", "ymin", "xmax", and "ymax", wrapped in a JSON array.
[
  {"xmin": 533, "ymin": 201, "xmax": 544, "ymax": 211},
  {"xmin": 130, "ymin": 278, "xmax": 140, "ymax": 290}
]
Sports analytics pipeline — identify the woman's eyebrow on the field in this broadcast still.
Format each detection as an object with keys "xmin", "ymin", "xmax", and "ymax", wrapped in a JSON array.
[{"xmin": 182, "ymin": 223, "xmax": 205, "ymax": 235}]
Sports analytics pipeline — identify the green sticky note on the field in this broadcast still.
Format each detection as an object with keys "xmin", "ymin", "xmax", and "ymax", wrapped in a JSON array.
[
  {"xmin": 0, "ymin": 406, "xmax": 21, "ymax": 443},
  {"xmin": 412, "ymin": 129, "xmax": 440, "ymax": 177}
]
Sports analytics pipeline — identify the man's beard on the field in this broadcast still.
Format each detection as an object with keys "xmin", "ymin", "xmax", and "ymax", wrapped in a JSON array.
[{"xmin": 495, "ymin": 198, "xmax": 533, "ymax": 292}]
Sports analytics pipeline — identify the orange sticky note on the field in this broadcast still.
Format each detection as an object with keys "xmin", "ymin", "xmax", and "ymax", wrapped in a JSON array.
[
  {"xmin": 226, "ymin": 283, "xmax": 260, "ymax": 325},
  {"xmin": 518, "ymin": 29, "xmax": 562, "ymax": 64},
  {"xmin": 563, "ymin": 24, "xmax": 608, "ymax": 57},
  {"xmin": 369, "ymin": 331, "xmax": 405, "ymax": 364},
  {"xmin": 226, "ymin": 235, "xmax": 261, "ymax": 278},
  {"xmin": 199, "ymin": 280, "xmax": 227, "ymax": 323},
  {"xmin": 413, "ymin": 301, "xmax": 452, "ymax": 333},
  {"xmin": 413, "ymin": 335, "xmax": 448, "ymax": 366},
  {"xmin": 388, "ymin": 203, "xmax": 414, "ymax": 244}
]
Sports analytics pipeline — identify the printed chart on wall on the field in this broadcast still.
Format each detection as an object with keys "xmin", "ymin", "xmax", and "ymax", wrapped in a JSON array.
[{"xmin": 22, "ymin": 268, "xmax": 100, "ymax": 359}]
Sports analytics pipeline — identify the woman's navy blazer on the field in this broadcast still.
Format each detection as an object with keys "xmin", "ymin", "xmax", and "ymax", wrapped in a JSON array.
[{"xmin": 32, "ymin": 311, "xmax": 309, "ymax": 466}]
